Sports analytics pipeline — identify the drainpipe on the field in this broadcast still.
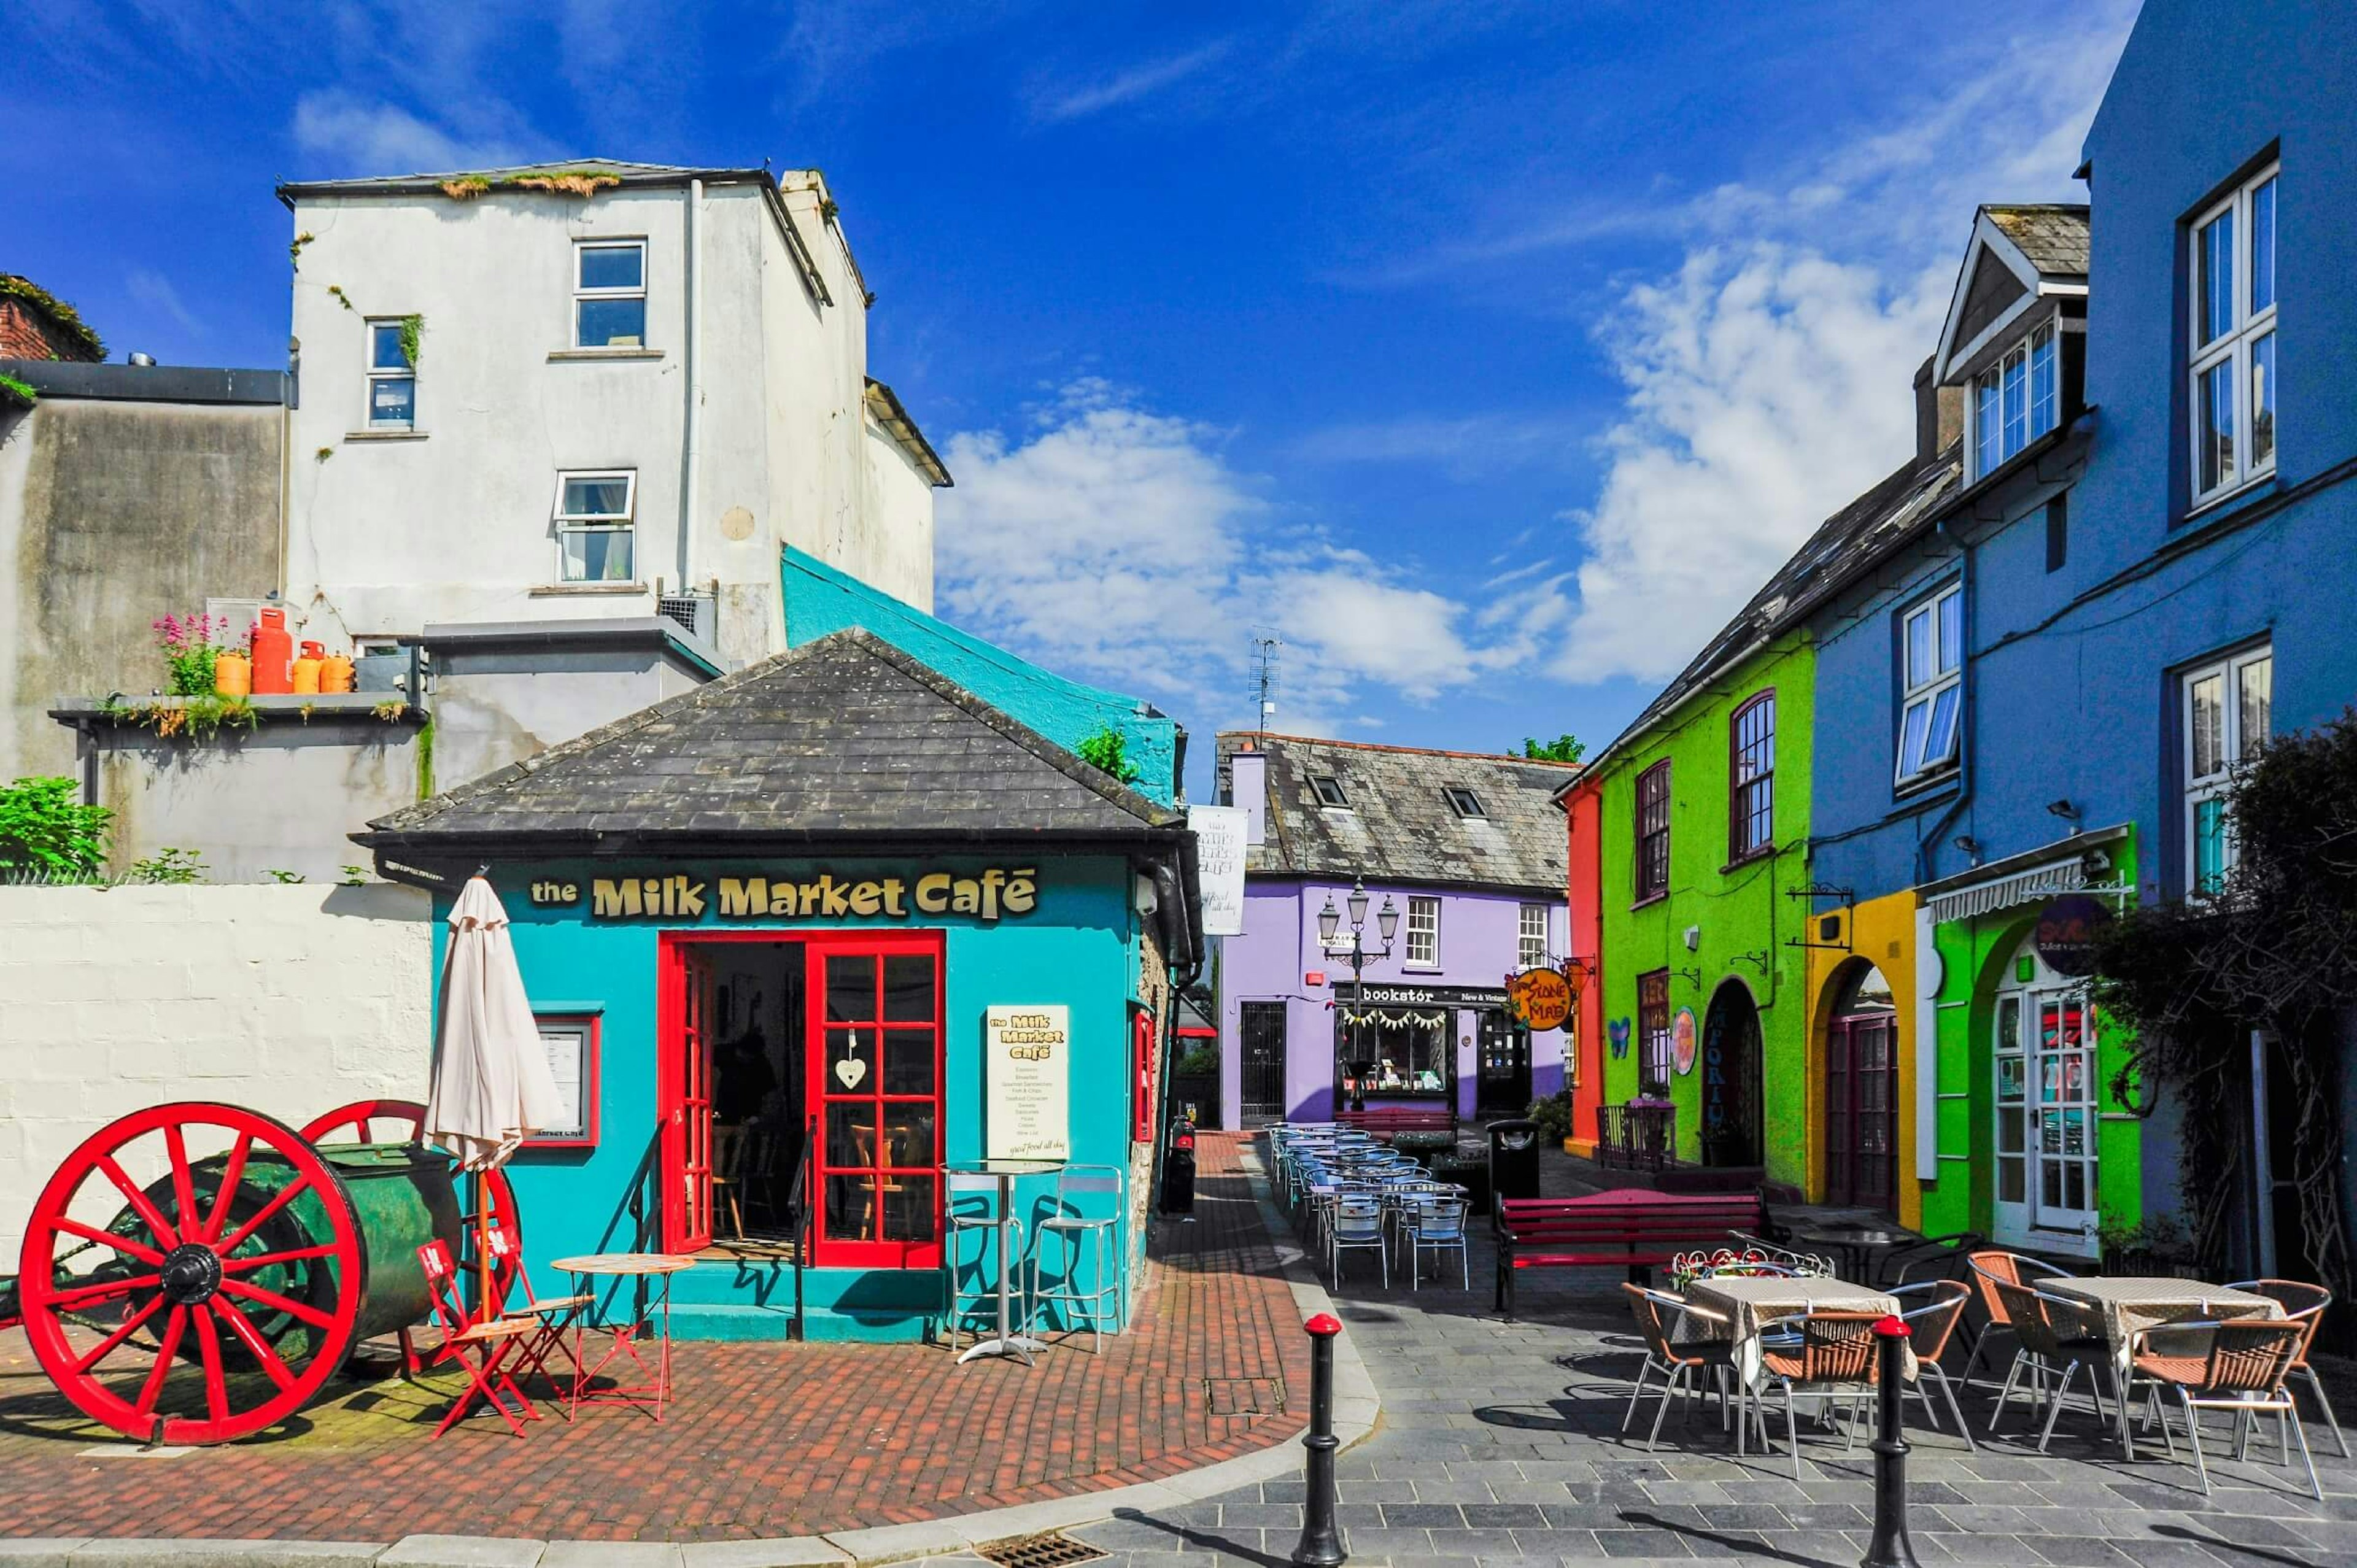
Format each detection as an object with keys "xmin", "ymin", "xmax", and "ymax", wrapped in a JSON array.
[{"xmin": 678, "ymin": 179, "xmax": 703, "ymax": 594}]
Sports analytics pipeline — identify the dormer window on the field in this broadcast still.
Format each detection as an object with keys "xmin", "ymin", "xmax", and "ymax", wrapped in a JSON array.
[
  {"xmin": 1970, "ymin": 322, "xmax": 2059, "ymax": 481},
  {"xmin": 1444, "ymin": 786, "xmax": 1485, "ymax": 819},
  {"xmin": 1310, "ymin": 774, "xmax": 1350, "ymax": 808}
]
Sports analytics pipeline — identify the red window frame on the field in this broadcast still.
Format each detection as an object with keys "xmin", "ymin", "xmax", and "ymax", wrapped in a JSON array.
[
  {"xmin": 656, "ymin": 941, "xmax": 716, "ymax": 1251},
  {"xmin": 1132, "ymin": 1006, "xmax": 1158, "ymax": 1142},
  {"xmin": 807, "ymin": 929, "xmax": 946, "ymax": 1270},
  {"xmin": 1728, "ymin": 690, "xmax": 1776, "ymax": 863},
  {"xmin": 1634, "ymin": 760, "xmax": 1672, "ymax": 902}
]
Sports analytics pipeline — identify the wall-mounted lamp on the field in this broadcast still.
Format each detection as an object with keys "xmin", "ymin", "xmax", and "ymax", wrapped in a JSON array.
[
  {"xmin": 1682, "ymin": 925, "xmax": 1701, "ymax": 952},
  {"xmin": 1953, "ymin": 835, "xmax": 1983, "ymax": 865},
  {"xmin": 2046, "ymin": 798, "xmax": 2080, "ymax": 821}
]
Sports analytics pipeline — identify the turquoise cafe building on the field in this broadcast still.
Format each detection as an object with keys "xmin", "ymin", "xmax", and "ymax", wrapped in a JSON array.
[{"xmin": 354, "ymin": 627, "xmax": 1203, "ymax": 1342}]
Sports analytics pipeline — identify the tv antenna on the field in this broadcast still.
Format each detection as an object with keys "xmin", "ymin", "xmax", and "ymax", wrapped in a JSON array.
[{"xmin": 1250, "ymin": 633, "xmax": 1281, "ymax": 741}]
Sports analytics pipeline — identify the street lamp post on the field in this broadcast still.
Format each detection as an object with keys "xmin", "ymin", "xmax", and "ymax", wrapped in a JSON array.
[{"xmin": 1318, "ymin": 878, "xmax": 1399, "ymax": 1112}]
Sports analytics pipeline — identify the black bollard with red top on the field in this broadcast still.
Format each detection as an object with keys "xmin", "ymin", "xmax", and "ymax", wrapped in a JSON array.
[
  {"xmin": 1859, "ymin": 1314, "xmax": 1921, "ymax": 1568},
  {"xmin": 1293, "ymin": 1313, "xmax": 1347, "ymax": 1566}
]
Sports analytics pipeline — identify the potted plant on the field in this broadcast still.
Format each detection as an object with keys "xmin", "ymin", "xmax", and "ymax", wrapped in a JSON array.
[{"xmin": 1632, "ymin": 1078, "xmax": 1674, "ymax": 1108}]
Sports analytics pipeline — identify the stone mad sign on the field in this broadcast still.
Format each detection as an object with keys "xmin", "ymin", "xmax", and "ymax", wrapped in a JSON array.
[{"xmin": 985, "ymin": 1005, "xmax": 1071, "ymax": 1161}]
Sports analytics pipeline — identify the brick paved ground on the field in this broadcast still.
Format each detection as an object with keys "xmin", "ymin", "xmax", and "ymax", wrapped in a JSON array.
[
  {"xmin": 0, "ymin": 1134, "xmax": 1306, "ymax": 1543},
  {"xmin": 1068, "ymin": 1140, "xmax": 2357, "ymax": 1568}
]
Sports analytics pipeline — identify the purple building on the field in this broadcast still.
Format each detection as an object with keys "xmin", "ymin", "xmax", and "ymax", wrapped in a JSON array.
[{"xmin": 1213, "ymin": 732, "xmax": 1577, "ymax": 1126}]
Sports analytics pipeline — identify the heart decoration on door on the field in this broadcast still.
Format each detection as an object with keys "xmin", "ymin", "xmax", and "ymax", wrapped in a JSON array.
[{"xmin": 834, "ymin": 1054, "xmax": 868, "ymax": 1089}]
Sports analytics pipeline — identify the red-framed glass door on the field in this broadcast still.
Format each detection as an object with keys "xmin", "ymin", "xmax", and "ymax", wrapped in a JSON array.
[
  {"xmin": 659, "ymin": 943, "xmax": 717, "ymax": 1251},
  {"xmin": 806, "ymin": 930, "xmax": 945, "ymax": 1269}
]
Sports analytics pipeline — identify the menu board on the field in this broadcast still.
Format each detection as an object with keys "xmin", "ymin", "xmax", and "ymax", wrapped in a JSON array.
[
  {"xmin": 985, "ymin": 1005, "xmax": 1070, "ymax": 1161},
  {"xmin": 1189, "ymin": 805, "xmax": 1249, "ymax": 937}
]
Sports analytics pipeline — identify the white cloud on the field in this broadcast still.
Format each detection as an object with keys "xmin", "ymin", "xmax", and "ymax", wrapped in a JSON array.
[
  {"xmin": 936, "ymin": 383, "xmax": 1540, "ymax": 731},
  {"xmin": 1554, "ymin": 246, "xmax": 1946, "ymax": 682},
  {"xmin": 291, "ymin": 89, "xmax": 533, "ymax": 175},
  {"xmin": 1030, "ymin": 42, "xmax": 1232, "ymax": 123},
  {"xmin": 1547, "ymin": 6, "xmax": 2137, "ymax": 686},
  {"xmin": 124, "ymin": 268, "xmax": 205, "ymax": 338}
]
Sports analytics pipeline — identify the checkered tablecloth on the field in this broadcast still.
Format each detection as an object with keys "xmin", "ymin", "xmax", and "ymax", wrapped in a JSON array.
[
  {"xmin": 2041, "ymin": 1275, "xmax": 2282, "ymax": 1354},
  {"xmin": 1683, "ymin": 1275, "xmax": 1906, "ymax": 1386}
]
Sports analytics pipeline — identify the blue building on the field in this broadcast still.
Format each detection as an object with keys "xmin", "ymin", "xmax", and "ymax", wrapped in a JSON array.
[{"xmin": 1802, "ymin": 0, "xmax": 2355, "ymax": 1273}]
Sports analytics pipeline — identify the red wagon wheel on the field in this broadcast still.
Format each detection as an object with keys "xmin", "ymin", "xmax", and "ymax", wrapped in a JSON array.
[
  {"xmin": 15, "ymin": 1102, "xmax": 365, "ymax": 1445},
  {"xmin": 301, "ymin": 1099, "xmax": 524, "ymax": 1308}
]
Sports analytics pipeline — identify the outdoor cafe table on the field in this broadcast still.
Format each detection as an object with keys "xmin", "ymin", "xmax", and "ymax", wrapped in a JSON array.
[
  {"xmin": 2039, "ymin": 1276, "xmax": 2283, "ymax": 1458},
  {"xmin": 944, "ymin": 1157, "xmax": 1063, "ymax": 1366},
  {"xmin": 1683, "ymin": 1273, "xmax": 1909, "ymax": 1388},
  {"xmin": 550, "ymin": 1251, "xmax": 695, "ymax": 1422}
]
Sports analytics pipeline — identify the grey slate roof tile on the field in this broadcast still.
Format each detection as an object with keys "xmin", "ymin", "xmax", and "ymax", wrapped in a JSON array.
[
  {"xmin": 1984, "ymin": 204, "xmax": 2091, "ymax": 278},
  {"xmin": 1216, "ymin": 733, "xmax": 1577, "ymax": 894},
  {"xmin": 358, "ymin": 628, "xmax": 1181, "ymax": 845}
]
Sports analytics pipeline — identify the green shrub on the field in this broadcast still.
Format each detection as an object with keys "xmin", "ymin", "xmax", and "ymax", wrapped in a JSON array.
[{"xmin": 0, "ymin": 777, "xmax": 111, "ymax": 875}]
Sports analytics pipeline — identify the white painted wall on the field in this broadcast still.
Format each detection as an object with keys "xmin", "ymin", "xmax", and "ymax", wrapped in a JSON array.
[
  {"xmin": 284, "ymin": 171, "xmax": 938, "ymax": 670},
  {"xmin": 0, "ymin": 883, "xmax": 435, "ymax": 1261}
]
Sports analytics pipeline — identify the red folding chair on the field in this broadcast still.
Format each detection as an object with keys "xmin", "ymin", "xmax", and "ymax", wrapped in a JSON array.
[
  {"xmin": 482, "ymin": 1220, "xmax": 591, "ymax": 1400},
  {"xmin": 417, "ymin": 1240, "xmax": 540, "ymax": 1437}
]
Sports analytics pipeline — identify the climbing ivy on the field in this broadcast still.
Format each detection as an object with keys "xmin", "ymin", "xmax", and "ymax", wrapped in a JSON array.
[
  {"xmin": 398, "ymin": 313, "xmax": 423, "ymax": 367},
  {"xmin": 0, "ymin": 371, "xmax": 34, "ymax": 409}
]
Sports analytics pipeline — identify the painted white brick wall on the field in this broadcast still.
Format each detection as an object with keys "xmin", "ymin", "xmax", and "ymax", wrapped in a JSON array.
[{"xmin": 0, "ymin": 883, "xmax": 435, "ymax": 1261}]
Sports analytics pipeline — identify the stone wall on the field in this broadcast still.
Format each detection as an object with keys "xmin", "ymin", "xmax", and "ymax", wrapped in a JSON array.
[{"xmin": 0, "ymin": 882, "xmax": 434, "ymax": 1261}]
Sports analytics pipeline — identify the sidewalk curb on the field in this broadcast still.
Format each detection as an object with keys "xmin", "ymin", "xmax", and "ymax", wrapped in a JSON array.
[{"xmin": 7, "ymin": 1137, "xmax": 1378, "ymax": 1568}]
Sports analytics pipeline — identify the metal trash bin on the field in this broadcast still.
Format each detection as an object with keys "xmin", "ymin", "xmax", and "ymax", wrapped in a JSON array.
[
  {"xmin": 1488, "ymin": 1118, "xmax": 1543, "ymax": 1210},
  {"xmin": 1159, "ymin": 1116, "xmax": 1198, "ymax": 1215}
]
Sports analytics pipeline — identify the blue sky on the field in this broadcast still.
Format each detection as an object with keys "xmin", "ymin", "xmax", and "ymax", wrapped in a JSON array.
[{"xmin": 7, "ymin": 1, "xmax": 2137, "ymax": 788}]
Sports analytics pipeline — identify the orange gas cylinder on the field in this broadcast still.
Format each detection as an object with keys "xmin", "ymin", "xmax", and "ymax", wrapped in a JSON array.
[
  {"xmin": 250, "ymin": 608, "xmax": 293, "ymax": 695},
  {"xmin": 320, "ymin": 652, "xmax": 355, "ymax": 693},
  {"xmin": 292, "ymin": 641, "xmax": 325, "ymax": 695},
  {"xmin": 213, "ymin": 650, "xmax": 252, "ymax": 697}
]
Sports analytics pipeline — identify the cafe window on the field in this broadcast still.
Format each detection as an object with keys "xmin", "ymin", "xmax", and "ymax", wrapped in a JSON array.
[
  {"xmin": 1340, "ymin": 1006, "xmax": 1451, "ymax": 1099},
  {"xmin": 1637, "ymin": 968, "xmax": 1673, "ymax": 1088},
  {"xmin": 811, "ymin": 932, "xmax": 943, "ymax": 1269}
]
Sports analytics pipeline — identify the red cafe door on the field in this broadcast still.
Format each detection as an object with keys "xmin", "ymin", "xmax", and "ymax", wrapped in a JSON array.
[
  {"xmin": 806, "ymin": 931, "xmax": 945, "ymax": 1270},
  {"xmin": 659, "ymin": 944, "xmax": 717, "ymax": 1252}
]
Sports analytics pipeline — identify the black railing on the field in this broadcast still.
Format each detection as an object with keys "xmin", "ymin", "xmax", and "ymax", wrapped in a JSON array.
[
  {"xmin": 784, "ymin": 1116, "xmax": 815, "ymax": 1339},
  {"xmin": 1596, "ymin": 1103, "xmax": 1676, "ymax": 1172}
]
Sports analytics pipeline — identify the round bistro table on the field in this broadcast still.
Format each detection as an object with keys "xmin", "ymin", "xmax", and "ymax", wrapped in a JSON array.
[
  {"xmin": 943, "ymin": 1158, "xmax": 1063, "ymax": 1365},
  {"xmin": 549, "ymin": 1252, "xmax": 696, "ymax": 1422}
]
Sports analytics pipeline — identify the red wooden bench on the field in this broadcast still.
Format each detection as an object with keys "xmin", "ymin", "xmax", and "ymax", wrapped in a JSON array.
[
  {"xmin": 1493, "ymin": 1189, "xmax": 1763, "ymax": 1319},
  {"xmin": 1333, "ymin": 1106, "xmax": 1456, "ymax": 1139}
]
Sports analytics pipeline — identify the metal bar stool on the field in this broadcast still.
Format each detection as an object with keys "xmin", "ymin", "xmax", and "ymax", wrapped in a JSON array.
[
  {"xmin": 1025, "ymin": 1164, "xmax": 1126, "ymax": 1350},
  {"xmin": 941, "ymin": 1169, "xmax": 1022, "ymax": 1358}
]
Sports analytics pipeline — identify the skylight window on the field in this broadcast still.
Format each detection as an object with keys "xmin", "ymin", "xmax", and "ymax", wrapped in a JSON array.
[
  {"xmin": 1444, "ymin": 786, "xmax": 1486, "ymax": 818},
  {"xmin": 1310, "ymin": 774, "xmax": 1350, "ymax": 808}
]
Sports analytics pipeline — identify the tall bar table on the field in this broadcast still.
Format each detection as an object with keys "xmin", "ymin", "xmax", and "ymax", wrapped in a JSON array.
[{"xmin": 944, "ymin": 1157, "xmax": 1062, "ymax": 1365}]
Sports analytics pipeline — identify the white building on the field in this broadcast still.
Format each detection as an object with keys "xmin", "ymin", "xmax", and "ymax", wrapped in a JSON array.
[{"xmin": 277, "ymin": 161, "xmax": 948, "ymax": 668}]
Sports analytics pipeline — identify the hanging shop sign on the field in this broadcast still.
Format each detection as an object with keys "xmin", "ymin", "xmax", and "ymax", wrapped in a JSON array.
[
  {"xmin": 1504, "ymin": 968, "xmax": 1573, "ymax": 1032},
  {"xmin": 1188, "ymin": 805, "xmax": 1250, "ymax": 937},
  {"xmin": 534, "ymin": 868, "xmax": 1043, "ymax": 922},
  {"xmin": 1355, "ymin": 982, "xmax": 1511, "ymax": 1009},
  {"xmin": 2034, "ymin": 893, "xmax": 2113, "ymax": 978},
  {"xmin": 1671, "ymin": 1007, "xmax": 1698, "ymax": 1076},
  {"xmin": 985, "ymin": 1005, "xmax": 1071, "ymax": 1161}
]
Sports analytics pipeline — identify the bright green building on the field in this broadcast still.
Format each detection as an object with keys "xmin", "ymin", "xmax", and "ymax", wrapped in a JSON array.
[{"xmin": 1581, "ymin": 624, "xmax": 1814, "ymax": 1192}]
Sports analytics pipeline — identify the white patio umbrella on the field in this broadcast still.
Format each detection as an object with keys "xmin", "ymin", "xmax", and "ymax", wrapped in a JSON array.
[{"xmin": 425, "ymin": 874, "xmax": 563, "ymax": 1314}]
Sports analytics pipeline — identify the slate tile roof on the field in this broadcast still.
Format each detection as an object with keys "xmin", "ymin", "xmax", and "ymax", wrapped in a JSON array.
[
  {"xmin": 1596, "ymin": 442, "xmax": 1962, "ymax": 768},
  {"xmin": 1984, "ymin": 204, "xmax": 2091, "ymax": 279},
  {"xmin": 1217, "ymin": 732, "xmax": 1577, "ymax": 894},
  {"xmin": 358, "ymin": 628, "xmax": 1182, "ymax": 848}
]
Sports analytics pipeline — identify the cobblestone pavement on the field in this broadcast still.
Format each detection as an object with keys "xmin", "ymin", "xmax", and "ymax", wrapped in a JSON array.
[
  {"xmin": 0, "ymin": 1134, "xmax": 1306, "ymax": 1542},
  {"xmin": 1067, "ymin": 1143, "xmax": 2357, "ymax": 1568}
]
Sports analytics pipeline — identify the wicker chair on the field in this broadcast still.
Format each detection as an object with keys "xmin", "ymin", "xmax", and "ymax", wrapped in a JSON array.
[
  {"xmin": 2130, "ymin": 1318, "xmax": 2321, "ymax": 1500},
  {"xmin": 1961, "ymin": 1249, "xmax": 2076, "ymax": 1383},
  {"xmin": 1986, "ymin": 1277, "xmax": 2115, "ymax": 1451},
  {"xmin": 1889, "ymin": 1279, "xmax": 1976, "ymax": 1451},
  {"xmin": 1755, "ymin": 1311, "xmax": 1884, "ymax": 1480},
  {"xmin": 2225, "ymin": 1279, "xmax": 2346, "ymax": 1458},
  {"xmin": 1619, "ymin": 1283, "xmax": 1736, "ymax": 1451}
]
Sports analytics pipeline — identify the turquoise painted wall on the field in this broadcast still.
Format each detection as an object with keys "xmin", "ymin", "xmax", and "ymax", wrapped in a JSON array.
[
  {"xmin": 447, "ymin": 855, "xmax": 1145, "ymax": 1342},
  {"xmin": 782, "ymin": 549, "xmax": 1180, "ymax": 806}
]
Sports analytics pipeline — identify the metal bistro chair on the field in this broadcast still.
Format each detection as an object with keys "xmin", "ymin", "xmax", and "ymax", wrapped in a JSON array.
[
  {"xmin": 1986, "ymin": 1278, "xmax": 2114, "ymax": 1451},
  {"xmin": 1755, "ymin": 1310, "xmax": 1884, "ymax": 1480},
  {"xmin": 1619, "ymin": 1283, "xmax": 1736, "ymax": 1451},
  {"xmin": 941, "ymin": 1170, "xmax": 1022, "ymax": 1358},
  {"xmin": 2226, "ymin": 1280, "xmax": 2347, "ymax": 1457},
  {"xmin": 481, "ymin": 1219, "xmax": 590, "ymax": 1403},
  {"xmin": 1402, "ymin": 1195, "xmax": 1471, "ymax": 1290},
  {"xmin": 2129, "ymin": 1317, "xmax": 2323, "ymax": 1500},
  {"xmin": 1329, "ymin": 1193, "xmax": 1388, "ymax": 1287},
  {"xmin": 1027, "ymin": 1164, "xmax": 1125, "ymax": 1351},
  {"xmin": 1962, "ymin": 1249, "xmax": 2076, "ymax": 1383},
  {"xmin": 1889, "ymin": 1279, "xmax": 1977, "ymax": 1451}
]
